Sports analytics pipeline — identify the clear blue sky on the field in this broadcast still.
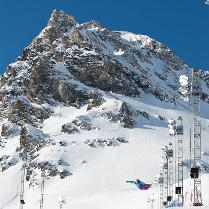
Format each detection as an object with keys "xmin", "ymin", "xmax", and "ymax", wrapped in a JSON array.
[{"xmin": 0, "ymin": 0, "xmax": 209, "ymax": 74}]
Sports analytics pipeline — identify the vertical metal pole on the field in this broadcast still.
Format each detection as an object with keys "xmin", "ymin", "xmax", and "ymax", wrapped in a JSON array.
[
  {"xmin": 191, "ymin": 68, "xmax": 202, "ymax": 206},
  {"xmin": 159, "ymin": 172, "xmax": 164, "ymax": 209},
  {"xmin": 166, "ymin": 119, "xmax": 178, "ymax": 207},
  {"xmin": 40, "ymin": 165, "xmax": 45, "ymax": 209},
  {"xmin": 149, "ymin": 193, "xmax": 155, "ymax": 209},
  {"xmin": 163, "ymin": 150, "xmax": 168, "ymax": 207},
  {"xmin": 167, "ymin": 143, "xmax": 174, "ymax": 205},
  {"xmin": 176, "ymin": 116, "xmax": 184, "ymax": 206},
  {"xmin": 19, "ymin": 150, "xmax": 27, "ymax": 209}
]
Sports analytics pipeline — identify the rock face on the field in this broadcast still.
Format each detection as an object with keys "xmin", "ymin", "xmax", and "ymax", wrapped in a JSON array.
[
  {"xmin": 0, "ymin": 10, "xmax": 209, "ymax": 183},
  {"xmin": 19, "ymin": 125, "xmax": 48, "ymax": 158},
  {"xmin": 1, "ymin": 10, "xmax": 208, "ymax": 128},
  {"xmin": 1, "ymin": 121, "xmax": 19, "ymax": 138}
]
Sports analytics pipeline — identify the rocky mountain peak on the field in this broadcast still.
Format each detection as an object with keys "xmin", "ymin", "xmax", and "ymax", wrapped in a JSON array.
[
  {"xmin": 47, "ymin": 10, "xmax": 77, "ymax": 30},
  {"xmin": 38, "ymin": 10, "xmax": 77, "ymax": 44}
]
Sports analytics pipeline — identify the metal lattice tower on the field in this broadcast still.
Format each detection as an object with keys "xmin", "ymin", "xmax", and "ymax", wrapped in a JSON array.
[
  {"xmin": 162, "ymin": 151, "xmax": 168, "ymax": 207},
  {"xmin": 167, "ymin": 143, "xmax": 174, "ymax": 205},
  {"xmin": 190, "ymin": 68, "xmax": 203, "ymax": 206},
  {"xmin": 158, "ymin": 171, "xmax": 164, "ymax": 209},
  {"xmin": 40, "ymin": 164, "xmax": 45, "ymax": 209},
  {"xmin": 176, "ymin": 116, "xmax": 184, "ymax": 206},
  {"xmin": 168, "ymin": 119, "xmax": 176, "ymax": 204},
  {"xmin": 19, "ymin": 150, "xmax": 27, "ymax": 209}
]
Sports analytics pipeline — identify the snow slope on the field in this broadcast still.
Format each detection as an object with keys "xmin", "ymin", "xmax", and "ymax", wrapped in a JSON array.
[{"xmin": 0, "ymin": 93, "xmax": 209, "ymax": 209}]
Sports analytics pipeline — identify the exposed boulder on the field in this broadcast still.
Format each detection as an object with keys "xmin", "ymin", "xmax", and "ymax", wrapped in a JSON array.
[
  {"xmin": 72, "ymin": 116, "xmax": 97, "ymax": 131},
  {"xmin": 59, "ymin": 170, "xmax": 72, "ymax": 179},
  {"xmin": 84, "ymin": 137, "xmax": 128, "ymax": 148},
  {"xmin": 1, "ymin": 121, "xmax": 19, "ymax": 138},
  {"xmin": 62, "ymin": 123, "xmax": 80, "ymax": 134},
  {"xmin": 61, "ymin": 116, "xmax": 97, "ymax": 134},
  {"xmin": 118, "ymin": 102, "xmax": 135, "ymax": 128},
  {"xmin": 87, "ymin": 91, "xmax": 103, "ymax": 111},
  {"xmin": 119, "ymin": 102, "xmax": 132, "ymax": 116}
]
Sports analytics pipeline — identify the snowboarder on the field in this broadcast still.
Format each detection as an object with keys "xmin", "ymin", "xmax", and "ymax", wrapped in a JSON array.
[{"xmin": 126, "ymin": 179, "xmax": 152, "ymax": 190}]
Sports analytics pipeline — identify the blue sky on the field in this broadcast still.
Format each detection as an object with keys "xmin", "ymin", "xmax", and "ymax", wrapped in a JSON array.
[{"xmin": 0, "ymin": 0, "xmax": 208, "ymax": 74}]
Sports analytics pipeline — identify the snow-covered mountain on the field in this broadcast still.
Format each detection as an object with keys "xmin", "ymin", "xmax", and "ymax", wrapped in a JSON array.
[{"xmin": 0, "ymin": 10, "xmax": 209, "ymax": 209}]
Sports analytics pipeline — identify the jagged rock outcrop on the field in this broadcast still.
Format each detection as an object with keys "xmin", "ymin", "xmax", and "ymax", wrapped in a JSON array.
[
  {"xmin": 84, "ymin": 137, "xmax": 128, "ymax": 148},
  {"xmin": 1, "ymin": 121, "xmax": 19, "ymax": 138},
  {"xmin": 87, "ymin": 91, "xmax": 103, "ymax": 111},
  {"xmin": 19, "ymin": 125, "xmax": 48, "ymax": 158},
  {"xmin": 62, "ymin": 116, "xmax": 97, "ymax": 134},
  {"xmin": 118, "ymin": 102, "xmax": 135, "ymax": 128}
]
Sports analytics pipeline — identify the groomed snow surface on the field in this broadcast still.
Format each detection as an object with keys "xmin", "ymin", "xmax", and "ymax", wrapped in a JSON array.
[{"xmin": 0, "ymin": 95, "xmax": 209, "ymax": 209}]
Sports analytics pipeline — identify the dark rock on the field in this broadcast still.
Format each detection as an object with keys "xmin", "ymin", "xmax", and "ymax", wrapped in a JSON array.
[
  {"xmin": 87, "ymin": 91, "xmax": 103, "ymax": 111},
  {"xmin": 58, "ymin": 160, "xmax": 62, "ymax": 165},
  {"xmin": 119, "ymin": 116, "xmax": 135, "ymax": 128},
  {"xmin": 61, "ymin": 124, "xmax": 80, "ymax": 134},
  {"xmin": 19, "ymin": 125, "xmax": 48, "ymax": 159},
  {"xmin": 59, "ymin": 141, "xmax": 67, "ymax": 146},
  {"xmin": 157, "ymin": 115, "xmax": 165, "ymax": 121},
  {"xmin": 72, "ymin": 117, "xmax": 96, "ymax": 131},
  {"xmin": 43, "ymin": 10, "xmax": 77, "ymax": 44},
  {"xmin": 59, "ymin": 170, "xmax": 72, "ymax": 179},
  {"xmin": 84, "ymin": 137, "xmax": 128, "ymax": 148},
  {"xmin": 119, "ymin": 102, "xmax": 132, "ymax": 116},
  {"xmin": 1, "ymin": 122, "xmax": 19, "ymax": 138},
  {"xmin": 118, "ymin": 102, "xmax": 135, "ymax": 128},
  {"xmin": 51, "ymin": 80, "xmax": 89, "ymax": 104},
  {"xmin": 142, "ymin": 111, "xmax": 149, "ymax": 119},
  {"xmin": 62, "ymin": 116, "xmax": 97, "ymax": 134}
]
